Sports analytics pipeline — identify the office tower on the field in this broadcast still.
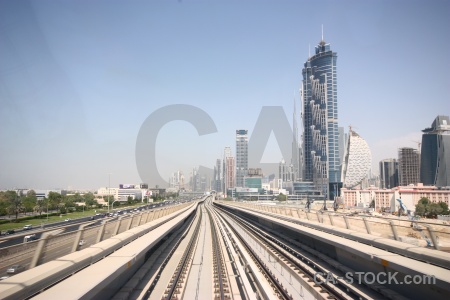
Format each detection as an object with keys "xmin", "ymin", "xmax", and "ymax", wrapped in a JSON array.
[
  {"xmin": 169, "ymin": 171, "xmax": 185, "ymax": 190},
  {"xmin": 301, "ymin": 35, "xmax": 340, "ymax": 199},
  {"xmin": 341, "ymin": 128, "xmax": 372, "ymax": 188},
  {"xmin": 398, "ymin": 147, "xmax": 420, "ymax": 186},
  {"xmin": 338, "ymin": 127, "xmax": 345, "ymax": 167},
  {"xmin": 379, "ymin": 158, "xmax": 399, "ymax": 189},
  {"xmin": 420, "ymin": 115, "xmax": 450, "ymax": 187},
  {"xmin": 236, "ymin": 130, "xmax": 248, "ymax": 187},
  {"xmin": 223, "ymin": 147, "xmax": 235, "ymax": 192},
  {"xmin": 292, "ymin": 99, "xmax": 301, "ymax": 180},
  {"xmin": 279, "ymin": 159, "xmax": 294, "ymax": 183},
  {"xmin": 190, "ymin": 167, "xmax": 200, "ymax": 192},
  {"xmin": 279, "ymin": 159, "xmax": 288, "ymax": 183},
  {"xmin": 213, "ymin": 159, "xmax": 222, "ymax": 193}
]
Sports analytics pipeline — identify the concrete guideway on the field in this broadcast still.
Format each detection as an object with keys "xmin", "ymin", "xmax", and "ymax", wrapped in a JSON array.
[
  {"xmin": 183, "ymin": 206, "xmax": 214, "ymax": 299},
  {"xmin": 222, "ymin": 201, "xmax": 450, "ymax": 268},
  {"xmin": 0, "ymin": 203, "xmax": 197, "ymax": 300},
  {"xmin": 2, "ymin": 196, "xmax": 449, "ymax": 299},
  {"xmin": 216, "ymin": 201, "xmax": 450, "ymax": 300}
]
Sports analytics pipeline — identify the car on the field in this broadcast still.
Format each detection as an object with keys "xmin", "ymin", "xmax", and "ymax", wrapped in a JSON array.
[
  {"xmin": 5, "ymin": 229, "xmax": 15, "ymax": 235},
  {"xmin": 7, "ymin": 264, "xmax": 24, "ymax": 274},
  {"xmin": 24, "ymin": 234, "xmax": 37, "ymax": 243},
  {"xmin": 23, "ymin": 225, "xmax": 32, "ymax": 230},
  {"xmin": 79, "ymin": 240, "xmax": 85, "ymax": 246},
  {"xmin": 64, "ymin": 218, "xmax": 71, "ymax": 221}
]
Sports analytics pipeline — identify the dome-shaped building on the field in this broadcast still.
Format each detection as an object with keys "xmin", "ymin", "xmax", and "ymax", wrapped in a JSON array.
[{"xmin": 341, "ymin": 128, "xmax": 372, "ymax": 188}]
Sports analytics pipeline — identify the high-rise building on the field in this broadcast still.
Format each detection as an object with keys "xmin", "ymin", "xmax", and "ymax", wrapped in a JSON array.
[
  {"xmin": 292, "ymin": 99, "xmax": 301, "ymax": 180},
  {"xmin": 301, "ymin": 35, "xmax": 340, "ymax": 199},
  {"xmin": 169, "ymin": 171, "xmax": 185, "ymax": 190},
  {"xmin": 223, "ymin": 147, "xmax": 235, "ymax": 193},
  {"xmin": 279, "ymin": 158, "xmax": 295, "ymax": 183},
  {"xmin": 236, "ymin": 130, "xmax": 248, "ymax": 187},
  {"xmin": 398, "ymin": 147, "xmax": 420, "ymax": 186},
  {"xmin": 213, "ymin": 159, "xmax": 222, "ymax": 193},
  {"xmin": 420, "ymin": 115, "xmax": 450, "ymax": 187},
  {"xmin": 341, "ymin": 128, "xmax": 372, "ymax": 189},
  {"xmin": 379, "ymin": 158, "xmax": 399, "ymax": 189}
]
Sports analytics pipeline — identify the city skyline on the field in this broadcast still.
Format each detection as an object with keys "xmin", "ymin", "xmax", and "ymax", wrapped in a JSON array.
[{"xmin": 1, "ymin": 1, "xmax": 449, "ymax": 190}]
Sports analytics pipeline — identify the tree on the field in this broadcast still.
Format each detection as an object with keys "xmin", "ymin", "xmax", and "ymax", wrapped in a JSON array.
[
  {"xmin": 418, "ymin": 197, "xmax": 430, "ymax": 206},
  {"xmin": 427, "ymin": 203, "xmax": 443, "ymax": 218},
  {"xmin": 438, "ymin": 202, "xmax": 450, "ymax": 215},
  {"xmin": 127, "ymin": 196, "xmax": 134, "ymax": 204},
  {"xmin": 414, "ymin": 197, "xmax": 447, "ymax": 218},
  {"xmin": 0, "ymin": 192, "xmax": 8, "ymax": 215},
  {"xmin": 34, "ymin": 198, "xmax": 47, "ymax": 216},
  {"xmin": 63, "ymin": 195, "xmax": 77, "ymax": 212},
  {"xmin": 415, "ymin": 203, "xmax": 426, "ymax": 217},
  {"xmin": 84, "ymin": 193, "xmax": 96, "ymax": 208},
  {"xmin": 22, "ymin": 194, "xmax": 36, "ymax": 214},
  {"xmin": 48, "ymin": 191, "xmax": 62, "ymax": 211},
  {"xmin": 4, "ymin": 191, "xmax": 24, "ymax": 219},
  {"xmin": 276, "ymin": 193, "xmax": 287, "ymax": 202}
]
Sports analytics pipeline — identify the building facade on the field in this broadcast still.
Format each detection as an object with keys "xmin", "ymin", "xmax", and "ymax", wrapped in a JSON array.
[
  {"xmin": 420, "ymin": 115, "xmax": 450, "ymax": 187},
  {"xmin": 213, "ymin": 159, "xmax": 222, "ymax": 193},
  {"xmin": 341, "ymin": 128, "xmax": 372, "ymax": 189},
  {"xmin": 291, "ymin": 99, "xmax": 301, "ymax": 181},
  {"xmin": 301, "ymin": 37, "xmax": 340, "ymax": 199},
  {"xmin": 398, "ymin": 147, "xmax": 420, "ymax": 186},
  {"xmin": 279, "ymin": 158, "xmax": 295, "ymax": 183},
  {"xmin": 379, "ymin": 158, "xmax": 398, "ymax": 189},
  {"xmin": 169, "ymin": 171, "xmax": 185, "ymax": 191},
  {"xmin": 341, "ymin": 183, "xmax": 450, "ymax": 213},
  {"xmin": 224, "ymin": 150, "xmax": 235, "ymax": 193},
  {"xmin": 236, "ymin": 130, "xmax": 248, "ymax": 187}
]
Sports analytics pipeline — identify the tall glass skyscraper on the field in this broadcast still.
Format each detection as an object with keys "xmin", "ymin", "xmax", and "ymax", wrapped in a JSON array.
[
  {"xmin": 420, "ymin": 115, "xmax": 450, "ymax": 187},
  {"xmin": 302, "ymin": 37, "xmax": 340, "ymax": 199},
  {"xmin": 236, "ymin": 130, "xmax": 248, "ymax": 187},
  {"xmin": 379, "ymin": 158, "xmax": 399, "ymax": 189}
]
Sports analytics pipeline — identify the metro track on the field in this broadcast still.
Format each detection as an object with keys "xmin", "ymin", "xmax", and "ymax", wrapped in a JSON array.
[{"xmin": 3, "ymin": 199, "xmax": 449, "ymax": 300}]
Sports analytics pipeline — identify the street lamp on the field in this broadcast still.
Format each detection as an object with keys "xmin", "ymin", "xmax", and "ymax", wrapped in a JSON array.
[
  {"xmin": 107, "ymin": 173, "xmax": 113, "ymax": 214},
  {"xmin": 111, "ymin": 200, "xmax": 119, "ymax": 212}
]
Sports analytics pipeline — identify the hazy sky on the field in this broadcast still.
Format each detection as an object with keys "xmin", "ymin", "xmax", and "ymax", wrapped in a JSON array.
[{"xmin": 1, "ymin": 0, "xmax": 449, "ymax": 190}]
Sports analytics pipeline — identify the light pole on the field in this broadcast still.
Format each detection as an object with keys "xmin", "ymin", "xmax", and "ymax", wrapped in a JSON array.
[
  {"xmin": 107, "ymin": 173, "xmax": 112, "ymax": 214},
  {"xmin": 111, "ymin": 200, "xmax": 119, "ymax": 212}
]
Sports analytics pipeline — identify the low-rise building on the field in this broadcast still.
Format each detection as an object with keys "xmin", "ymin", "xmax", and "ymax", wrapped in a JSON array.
[{"xmin": 341, "ymin": 183, "xmax": 450, "ymax": 213}]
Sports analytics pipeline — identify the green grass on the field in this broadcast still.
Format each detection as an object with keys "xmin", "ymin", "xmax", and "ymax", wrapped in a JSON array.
[
  {"xmin": 0, "ymin": 211, "xmax": 95, "ymax": 232},
  {"xmin": 0, "ymin": 201, "xmax": 158, "ymax": 233}
]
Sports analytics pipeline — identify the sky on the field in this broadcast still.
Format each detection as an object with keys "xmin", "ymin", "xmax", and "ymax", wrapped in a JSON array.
[{"xmin": 1, "ymin": 0, "xmax": 449, "ymax": 190}]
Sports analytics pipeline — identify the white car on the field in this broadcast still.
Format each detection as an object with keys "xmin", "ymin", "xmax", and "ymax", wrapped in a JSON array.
[
  {"xmin": 7, "ymin": 265, "xmax": 24, "ymax": 274},
  {"xmin": 79, "ymin": 240, "xmax": 85, "ymax": 246}
]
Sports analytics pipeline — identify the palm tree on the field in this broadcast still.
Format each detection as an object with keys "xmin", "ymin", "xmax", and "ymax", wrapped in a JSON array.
[
  {"xmin": 34, "ymin": 199, "xmax": 46, "ymax": 216},
  {"xmin": 6, "ymin": 191, "xmax": 24, "ymax": 220}
]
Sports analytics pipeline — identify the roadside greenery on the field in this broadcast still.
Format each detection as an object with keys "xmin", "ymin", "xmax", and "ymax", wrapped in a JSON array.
[
  {"xmin": 0, "ymin": 190, "xmax": 171, "ymax": 232},
  {"xmin": 0, "ymin": 192, "xmax": 165, "ymax": 234},
  {"xmin": 414, "ymin": 197, "xmax": 449, "ymax": 218}
]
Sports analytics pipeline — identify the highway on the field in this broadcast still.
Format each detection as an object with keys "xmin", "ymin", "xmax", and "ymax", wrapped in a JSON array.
[
  {"xmin": 0, "ymin": 197, "xmax": 449, "ymax": 299},
  {"xmin": 0, "ymin": 201, "xmax": 183, "ymax": 277}
]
